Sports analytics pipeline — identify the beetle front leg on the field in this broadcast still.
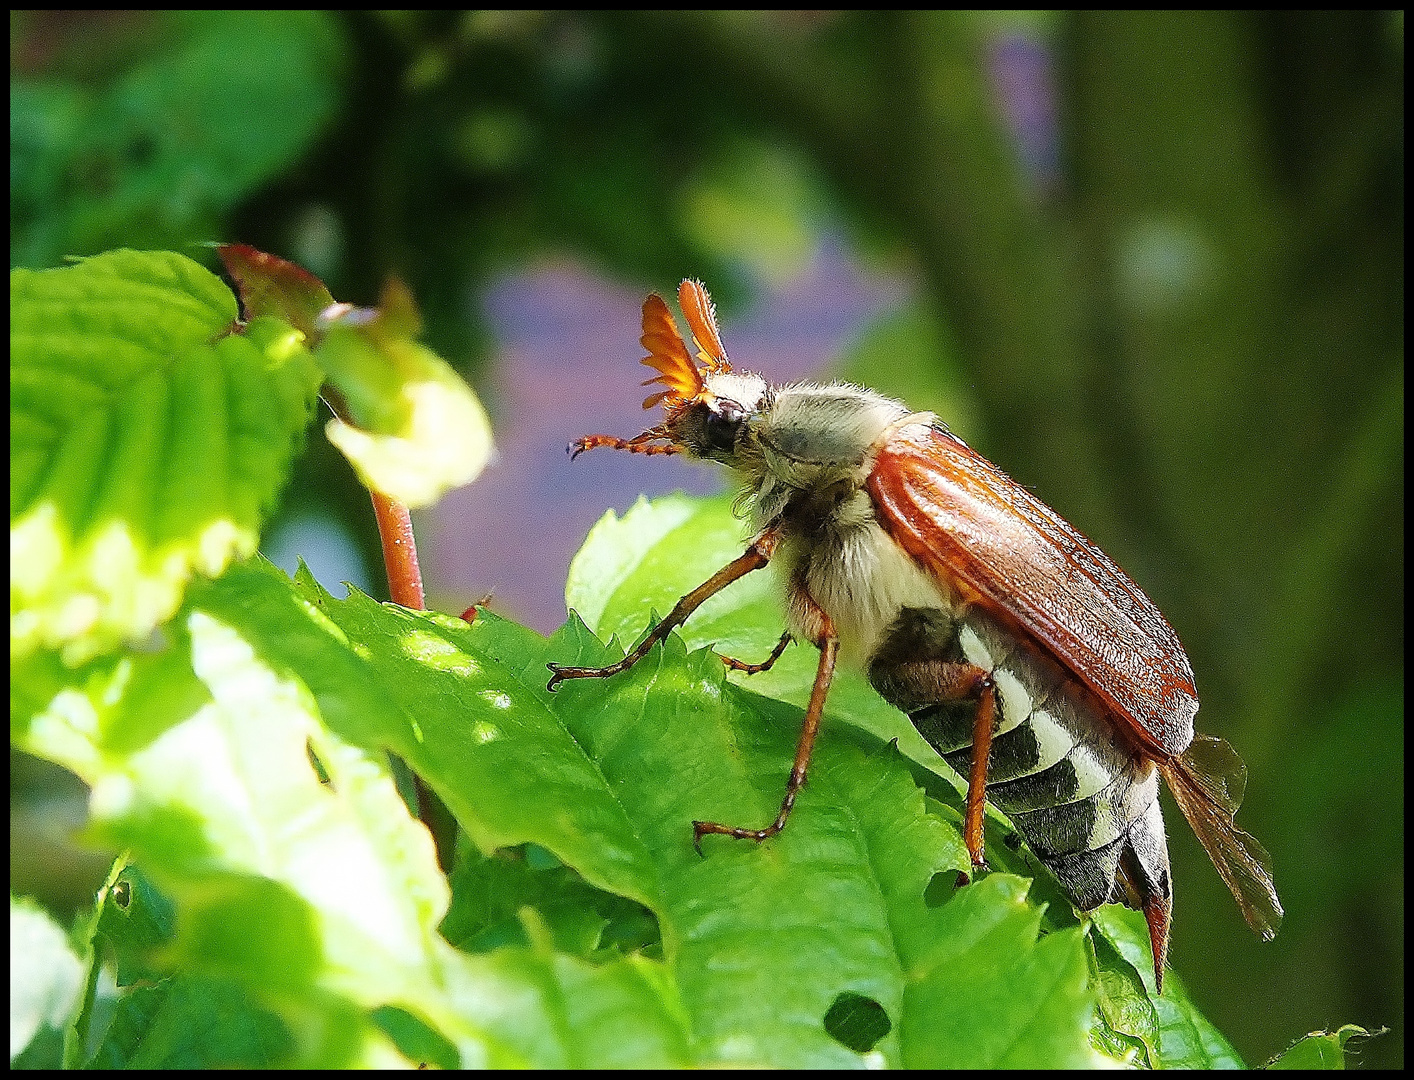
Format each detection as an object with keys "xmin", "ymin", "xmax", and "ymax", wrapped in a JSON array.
[
  {"xmin": 568, "ymin": 426, "xmax": 679, "ymax": 460},
  {"xmin": 546, "ymin": 527, "xmax": 780, "ymax": 690}
]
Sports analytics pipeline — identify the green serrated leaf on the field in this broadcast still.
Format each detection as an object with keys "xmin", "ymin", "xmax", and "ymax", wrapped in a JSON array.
[
  {"xmin": 553, "ymin": 640, "xmax": 1096, "ymax": 1066},
  {"xmin": 14, "ymin": 486, "xmax": 1300, "ymax": 1066},
  {"xmin": 191, "ymin": 559, "xmax": 659, "ymax": 914},
  {"xmin": 10, "ymin": 249, "xmax": 322, "ymax": 664},
  {"xmin": 1087, "ymin": 918, "xmax": 1159, "ymax": 1067},
  {"xmin": 190, "ymin": 554, "xmax": 1100, "ymax": 1065},
  {"xmin": 899, "ymin": 876, "xmax": 1099, "ymax": 1068},
  {"xmin": 441, "ymin": 840, "xmax": 658, "ymax": 960},
  {"xmin": 16, "ymin": 601, "xmax": 467, "ymax": 1064},
  {"xmin": 1095, "ymin": 906, "xmax": 1244, "ymax": 1068}
]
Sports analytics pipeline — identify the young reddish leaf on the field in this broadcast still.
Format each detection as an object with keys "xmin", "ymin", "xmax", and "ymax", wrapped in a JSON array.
[
  {"xmin": 215, "ymin": 243, "xmax": 335, "ymax": 341},
  {"xmin": 213, "ymin": 246, "xmax": 490, "ymax": 508}
]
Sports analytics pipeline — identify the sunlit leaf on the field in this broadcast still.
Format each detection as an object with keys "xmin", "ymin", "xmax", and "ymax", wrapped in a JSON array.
[
  {"xmin": 256, "ymin": 557, "xmax": 1104, "ymax": 1064},
  {"xmin": 1092, "ymin": 905, "xmax": 1244, "ymax": 1068},
  {"xmin": 12, "ymin": 494, "xmax": 1301, "ymax": 1066},
  {"xmin": 16, "ymin": 572, "xmax": 691, "ymax": 1066},
  {"xmin": 317, "ymin": 281, "xmax": 494, "ymax": 508},
  {"xmin": 9, "ymin": 897, "xmax": 85, "ymax": 1064},
  {"xmin": 10, "ymin": 249, "xmax": 322, "ymax": 664}
]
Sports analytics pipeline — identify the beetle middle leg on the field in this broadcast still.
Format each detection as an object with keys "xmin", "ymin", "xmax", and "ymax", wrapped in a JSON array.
[{"xmin": 718, "ymin": 630, "xmax": 793, "ymax": 675}]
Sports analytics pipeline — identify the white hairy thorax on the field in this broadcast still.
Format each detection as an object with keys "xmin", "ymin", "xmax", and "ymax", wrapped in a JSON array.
[{"xmin": 723, "ymin": 380, "xmax": 953, "ymax": 666}]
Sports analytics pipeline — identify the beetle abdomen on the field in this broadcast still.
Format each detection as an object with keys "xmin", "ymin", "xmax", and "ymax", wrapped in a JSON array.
[{"xmin": 869, "ymin": 605, "xmax": 1171, "ymax": 913}]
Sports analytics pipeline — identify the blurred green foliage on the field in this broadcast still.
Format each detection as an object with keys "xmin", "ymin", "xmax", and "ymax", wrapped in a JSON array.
[
  {"xmin": 11, "ymin": 12, "xmax": 344, "ymax": 269},
  {"xmin": 11, "ymin": 9, "xmax": 1403, "ymax": 1068}
]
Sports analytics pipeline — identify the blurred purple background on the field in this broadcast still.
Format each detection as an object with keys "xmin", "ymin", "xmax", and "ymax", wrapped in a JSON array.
[
  {"xmin": 263, "ymin": 19, "xmax": 1060, "ymax": 636},
  {"xmin": 422, "ymin": 240, "xmax": 907, "ymax": 634}
]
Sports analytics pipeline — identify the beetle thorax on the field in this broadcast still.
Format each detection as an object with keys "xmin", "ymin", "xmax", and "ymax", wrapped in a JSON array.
[
  {"xmin": 783, "ymin": 491, "xmax": 957, "ymax": 666},
  {"xmin": 720, "ymin": 382, "xmax": 942, "ymax": 665}
]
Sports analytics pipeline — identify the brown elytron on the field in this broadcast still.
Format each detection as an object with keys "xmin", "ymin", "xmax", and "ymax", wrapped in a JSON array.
[
  {"xmin": 549, "ymin": 281, "xmax": 1282, "ymax": 991},
  {"xmin": 868, "ymin": 426, "xmax": 1198, "ymax": 758}
]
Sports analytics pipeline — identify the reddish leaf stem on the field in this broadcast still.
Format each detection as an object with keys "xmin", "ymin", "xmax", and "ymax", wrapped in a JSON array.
[
  {"xmin": 320, "ymin": 391, "xmax": 452, "ymax": 868},
  {"xmin": 366, "ymin": 490, "xmax": 457, "ymax": 870},
  {"xmin": 370, "ymin": 491, "xmax": 426, "ymax": 611}
]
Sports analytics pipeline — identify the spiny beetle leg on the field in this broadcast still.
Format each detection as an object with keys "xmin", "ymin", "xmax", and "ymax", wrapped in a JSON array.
[
  {"xmin": 691, "ymin": 628, "xmax": 838, "ymax": 855},
  {"xmin": 718, "ymin": 630, "xmax": 792, "ymax": 675},
  {"xmin": 545, "ymin": 534, "xmax": 778, "ymax": 693}
]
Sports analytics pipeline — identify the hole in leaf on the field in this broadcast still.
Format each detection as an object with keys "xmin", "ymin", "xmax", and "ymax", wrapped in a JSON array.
[
  {"xmin": 524, "ymin": 842, "xmax": 561, "ymax": 870},
  {"xmin": 111, "ymin": 878, "xmax": 132, "ymax": 909},
  {"xmin": 924, "ymin": 870, "xmax": 958, "ymax": 908},
  {"xmin": 598, "ymin": 902, "xmax": 662, "ymax": 956},
  {"xmin": 824, "ymin": 992, "xmax": 891, "ymax": 1054}
]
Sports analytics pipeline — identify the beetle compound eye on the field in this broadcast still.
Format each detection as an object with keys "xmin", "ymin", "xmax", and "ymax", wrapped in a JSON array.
[
  {"xmin": 716, "ymin": 399, "xmax": 745, "ymax": 424},
  {"xmin": 704, "ymin": 399, "xmax": 745, "ymax": 452}
]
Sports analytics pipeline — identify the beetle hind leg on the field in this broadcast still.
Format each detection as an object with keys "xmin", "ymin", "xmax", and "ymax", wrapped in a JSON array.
[
  {"xmin": 961, "ymin": 673, "xmax": 998, "ymax": 872},
  {"xmin": 871, "ymin": 654, "xmax": 998, "ymax": 872},
  {"xmin": 865, "ymin": 609, "xmax": 999, "ymax": 873}
]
